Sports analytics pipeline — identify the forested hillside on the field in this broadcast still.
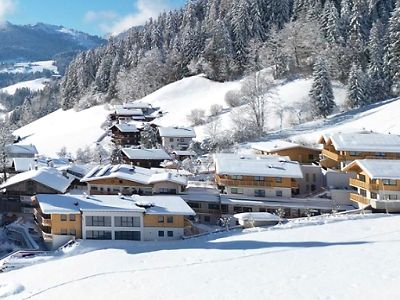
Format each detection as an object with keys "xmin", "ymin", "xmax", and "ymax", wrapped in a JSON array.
[{"xmin": 7, "ymin": 0, "xmax": 400, "ymax": 127}]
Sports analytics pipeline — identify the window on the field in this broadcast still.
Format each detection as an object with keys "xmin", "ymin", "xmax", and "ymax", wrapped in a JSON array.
[
  {"xmin": 371, "ymin": 192, "xmax": 377, "ymax": 199},
  {"xmin": 360, "ymin": 189, "xmax": 367, "ymax": 197},
  {"xmin": 86, "ymin": 230, "xmax": 112, "ymax": 240},
  {"xmin": 158, "ymin": 230, "xmax": 165, "ymax": 237},
  {"xmin": 204, "ymin": 215, "xmax": 211, "ymax": 223},
  {"xmin": 254, "ymin": 176, "xmax": 264, "ymax": 181},
  {"xmin": 231, "ymin": 188, "xmax": 242, "ymax": 194},
  {"xmin": 305, "ymin": 174, "xmax": 310, "ymax": 182},
  {"xmin": 382, "ymin": 179, "xmax": 397, "ymax": 186},
  {"xmin": 221, "ymin": 204, "xmax": 228, "ymax": 213},
  {"xmin": 188, "ymin": 202, "xmax": 200, "ymax": 209},
  {"xmin": 114, "ymin": 216, "xmax": 140, "ymax": 227},
  {"xmin": 275, "ymin": 177, "xmax": 282, "ymax": 183},
  {"xmin": 308, "ymin": 154, "xmax": 315, "ymax": 160},
  {"xmin": 254, "ymin": 189, "xmax": 265, "ymax": 197},
  {"xmin": 169, "ymin": 138, "xmax": 174, "ymax": 142},
  {"xmin": 91, "ymin": 186, "xmax": 98, "ymax": 191},
  {"xmin": 349, "ymin": 151, "xmax": 361, "ymax": 156},
  {"xmin": 167, "ymin": 231, "xmax": 173, "ymax": 237},
  {"xmin": 231, "ymin": 175, "xmax": 243, "ymax": 180},
  {"xmin": 312, "ymin": 174, "xmax": 316, "ymax": 183},
  {"xmin": 60, "ymin": 229, "xmax": 67, "ymax": 235},
  {"xmin": 85, "ymin": 216, "xmax": 111, "ymax": 227},
  {"xmin": 158, "ymin": 216, "xmax": 164, "ymax": 223},
  {"xmin": 208, "ymin": 203, "xmax": 220, "ymax": 210},
  {"xmin": 375, "ymin": 152, "xmax": 386, "ymax": 157},
  {"xmin": 167, "ymin": 216, "xmax": 174, "ymax": 223},
  {"xmin": 243, "ymin": 207, "xmax": 252, "ymax": 212},
  {"xmin": 70, "ymin": 229, "xmax": 76, "ymax": 235},
  {"xmin": 386, "ymin": 194, "xmax": 398, "ymax": 200},
  {"xmin": 115, "ymin": 231, "xmax": 141, "ymax": 241},
  {"xmin": 276, "ymin": 190, "xmax": 283, "ymax": 197},
  {"xmin": 61, "ymin": 214, "xmax": 67, "ymax": 221},
  {"xmin": 358, "ymin": 174, "xmax": 366, "ymax": 182},
  {"xmin": 233, "ymin": 206, "xmax": 243, "ymax": 213},
  {"xmin": 69, "ymin": 215, "xmax": 76, "ymax": 221}
]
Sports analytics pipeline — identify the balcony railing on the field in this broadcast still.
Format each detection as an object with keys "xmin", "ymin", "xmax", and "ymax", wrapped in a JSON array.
[
  {"xmin": 34, "ymin": 210, "xmax": 52, "ymax": 227},
  {"xmin": 321, "ymin": 149, "xmax": 342, "ymax": 161},
  {"xmin": 349, "ymin": 193, "xmax": 370, "ymax": 205},
  {"xmin": 349, "ymin": 178, "xmax": 379, "ymax": 190}
]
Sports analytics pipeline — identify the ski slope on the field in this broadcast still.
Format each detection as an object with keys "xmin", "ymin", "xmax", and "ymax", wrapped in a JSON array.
[
  {"xmin": 0, "ymin": 78, "xmax": 51, "ymax": 95},
  {"xmin": 1, "ymin": 214, "xmax": 400, "ymax": 299},
  {"xmin": 13, "ymin": 105, "xmax": 110, "ymax": 156}
]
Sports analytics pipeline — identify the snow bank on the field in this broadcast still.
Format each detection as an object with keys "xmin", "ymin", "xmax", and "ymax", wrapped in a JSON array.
[
  {"xmin": 13, "ymin": 105, "xmax": 110, "ymax": 156},
  {"xmin": 1, "ymin": 214, "xmax": 400, "ymax": 299},
  {"xmin": 0, "ymin": 78, "xmax": 50, "ymax": 95}
]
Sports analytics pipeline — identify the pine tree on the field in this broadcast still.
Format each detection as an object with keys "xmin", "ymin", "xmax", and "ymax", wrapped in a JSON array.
[
  {"xmin": 309, "ymin": 58, "xmax": 335, "ymax": 118},
  {"xmin": 140, "ymin": 124, "xmax": 159, "ymax": 149},
  {"xmin": 346, "ymin": 63, "xmax": 369, "ymax": 108},
  {"xmin": 387, "ymin": 1, "xmax": 400, "ymax": 95},
  {"xmin": 367, "ymin": 21, "xmax": 390, "ymax": 102},
  {"xmin": 348, "ymin": 0, "xmax": 370, "ymax": 67}
]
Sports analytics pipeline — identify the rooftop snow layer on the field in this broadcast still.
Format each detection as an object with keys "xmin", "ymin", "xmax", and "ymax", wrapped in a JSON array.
[
  {"xmin": 0, "ymin": 167, "xmax": 74, "ymax": 193},
  {"xmin": 251, "ymin": 140, "xmax": 319, "ymax": 152},
  {"xmin": 214, "ymin": 154, "xmax": 303, "ymax": 178},
  {"xmin": 327, "ymin": 132, "xmax": 400, "ymax": 152},
  {"xmin": 111, "ymin": 123, "xmax": 139, "ymax": 133},
  {"xmin": 36, "ymin": 194, "xmax": 195, "ymax": 215},
  {"xmin": 344, "ymin": 159, "xmax": 400, "ymax": 180},
  {"xmin": 158, "ymin": 127, "xmax": 196, "ymax": 138},
  {"xmin": 6, "ymin": 144, "xmax": 38, "ymax": 155},
  {"xmin": 121, "ymin": 148, "xmax": 171, "ymax": 160}
]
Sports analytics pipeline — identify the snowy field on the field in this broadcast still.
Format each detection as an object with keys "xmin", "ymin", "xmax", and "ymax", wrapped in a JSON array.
[
  {"xmin": 13, "ymin": 105, "xmax": 110, "ymax": 156},
  {"xmin": 0, "ymin": 61, "xmax": 58, "ymax": 74},
  {"xmin": 0, "ymin": 78, "xmax": 50, "ymax": 95},
  {"xmin": 1, "ymin": 214, "xmax": 400, "ymax": 299}
]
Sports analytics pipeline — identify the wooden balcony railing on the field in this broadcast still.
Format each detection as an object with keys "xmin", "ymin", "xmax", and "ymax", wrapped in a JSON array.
[
  {"xmin": 349, "ymin": 178, "xmax": 379, "ymax": 190},
  {"xmin": 217, "ymin": 179, "xmax": 297, "ymax": 188},
  {"xmin": 34, "ymin": 210, "xmax": 52, "ymax": 227},
  {"xmin": 349, "ymin": 193, "xmax": 370, "ymax": 205},
  {"xmin": 321, "ymin": 149, "xmax": 342, "ymax": 161}
]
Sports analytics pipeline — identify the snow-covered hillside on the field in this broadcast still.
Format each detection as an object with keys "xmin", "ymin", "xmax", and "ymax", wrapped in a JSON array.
[
  {"xmin": 0, "ymin": 78, "xmax": 51, "ymax": 95},
  {"xmin": 0, "ymin": 61, "xmax": 58, "ymax": 74},
  {"xmin": 13, "ymin": 105, "xmax": 110, "ymax": 156},
  {"xmin": 1, "ymin": 214, "xmax": 400, "ymax": 299}
]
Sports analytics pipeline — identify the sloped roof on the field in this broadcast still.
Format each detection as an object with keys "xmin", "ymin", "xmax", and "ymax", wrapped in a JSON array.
[
  {"xmin": 114, "ymin": 107, "xmax": 144, "ymax": 116},
  {"xmin": 12, "ymin": 158, "xmax": 35, "ymax": 172},
  {"xmin": 110, "ymin": 123, "xmax": 139, "ymax": 133},
  {"xmin": 122, "ymin": 101, "xmax": 152, "ymax": 109},
  {"xmin": 36, "ymin": 194, "xmax": 195, "ymax": 216},
  {"xmin": 0, "ymin": 167, "xmax": 74, "ymax": 193},
  {"xmin": 251, "ymin": 140, "xmax": 320, "ymax": 153},
  {"xmin": 82, "ymin": 164, "xmax": 187, "ymax": 186},
  {"xmin": 324, "ymin": 132, "xmax": 400, "ymax": 152},
  {"xmin": 343, "ymin": 159, "xmax": 400, "ymax": 180},
  {"xmin": 121, "ymin": 148, "xmax": 171, "ymax": 160},
  {"xmin": 6, "ymin": 144, "xmax": 38, "ymax": 155},
  {"xmin": 158, "ymin": 127, "xmax": 196, "ymax": 138},
  {"xmin": 214, "ymin": 154, "xmax": 303, "ymax": 178}
]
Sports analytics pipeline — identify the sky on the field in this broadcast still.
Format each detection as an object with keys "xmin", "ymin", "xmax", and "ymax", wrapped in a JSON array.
[{"xmin": 0, "ymin": 0, "xmax": 187, "ymax": 36}]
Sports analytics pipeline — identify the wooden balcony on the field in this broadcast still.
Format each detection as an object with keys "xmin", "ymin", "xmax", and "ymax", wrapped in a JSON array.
[
  {"xmin": 321, "ymin": 149, "xmax": 342, "ymax": 162},
  {"xmin": 349, "ymin": 178, "xmax": 379, "ymax": 190},
  {"xmin": 349, "ymin": 193, "xmax": 370, "ymax": 205},
  {"xmin": 34, "ymin": 209, "xmax": 52, "ymax": 227}
]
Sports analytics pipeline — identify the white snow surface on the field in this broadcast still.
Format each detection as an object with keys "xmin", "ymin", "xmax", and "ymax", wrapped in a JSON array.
[
  {"xmin": 13, "ymin": 105, "xmax": 110, "ymax": 156},
  {"xmin": 0, "ymin": 60, "xmax": 58, "ymax": 74},
  {"xmin": 0, "ymin": 78, "xmax": 50, "ymax": 95},
  {"xmin": 1, "ymin": 214, "xmax": 400, "ymax": 299}
]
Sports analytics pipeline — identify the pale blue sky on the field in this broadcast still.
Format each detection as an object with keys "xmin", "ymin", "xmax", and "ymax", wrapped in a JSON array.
[{"xmin": 1, "ymin": 0, "xmax": 187, "ymax": 36}]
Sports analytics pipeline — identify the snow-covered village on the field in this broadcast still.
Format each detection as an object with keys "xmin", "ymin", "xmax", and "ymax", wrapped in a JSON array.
[{"xmin": 1, "ymin": 0, "xmax": 400, "ymax": 299}]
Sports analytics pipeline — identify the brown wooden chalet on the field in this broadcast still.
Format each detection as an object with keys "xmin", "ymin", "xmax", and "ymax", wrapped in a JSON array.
[
  {"xmin": 110, "ymin": 123, "xmax": 141, "ymax": 146},
  {"xmin": 121, "ymin": 148, "xmax": 172, "ymax": 168}
]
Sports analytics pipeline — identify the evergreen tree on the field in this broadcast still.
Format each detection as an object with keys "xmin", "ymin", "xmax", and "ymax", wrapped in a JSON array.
[
  {"xmin": 309, "ymin": 58, "xmax": 335, "ymax": 118},
  {"xmin": 346, "ymin": 63, "xmax": 369, "ymax": 108},
  {"xmin": 387, "ymin": 1, "xmax": 400, "ymax": 95},
  {"xmin": 140, "ymin": 124, "xmax": 159, "ymax": 149}
]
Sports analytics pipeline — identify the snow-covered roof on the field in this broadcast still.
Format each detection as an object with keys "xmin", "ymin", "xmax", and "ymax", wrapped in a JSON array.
[
  {"xmin": 6, "ymin": 144, "xmax": 38, "ymax": 155},
  {"xmin": 114, "ymin": 107, "xmax": 144, "ymax": 116},
  {"xmin": 12, "ymin": 158, "xmax": 35, "ymax": 172},
  {"xmin": 343, "ymin": 159, "xmax": 400, "ymax": 180},
  {"xmin": 214, "ymin": 154, "xmax": 303, "ymax": 178},
  {"xmin": 172, "ymin": 150, "xmax": 197, "ymax": 156},
  {"xmin": 121, "ymin": 148, "xmax": 171, "ymax": 160},
  {"xmin": 158, "ymin": 127, "xmax": 196, "ymax": 138},
  {"xmin": 0, "ymin": 167, "xmax": 74, "ymax": 193},
  {"xmin": 110, "ymin": 123, "xmax": 139, "ymax": 133},
  {"xmin": 151, "ymin": 167, "xmax": 193, "ymax": 177},
  {"xmin": 36, "ymin": 194, "xmax": 195, "ymax": 216},
  {"xmin": 82, "ymin": 164, "xmax": 187, "ymax": 186},
  {"xmin": 324, "ymin": 132, "xmax": 400, "ymax": 152},
  {"xmin": 234, "ymin": 212, "xmax": 281, "ymax": 222},
  {"xmin": 251, "ymin": 140, "xmax": 320, "ymax": 153},
  {"xmin": 122, "ymin": 101, "xmax": 152, "ymax": 109}
]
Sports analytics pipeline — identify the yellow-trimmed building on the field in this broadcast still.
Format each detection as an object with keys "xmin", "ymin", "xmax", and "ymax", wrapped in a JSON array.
[
  {"xmin": 34, "ymin": 194, "xmax": 195, "ymax": 248},
  {"xmin": 251, "ymin": 141, "xmax": 321, "ymax": 164},
  {"xmin": 343, "ymin": 159, "xmax": 400, "ymax": 212},
  {"xmin": 214, "ymin": 154, "xmax": 303, "ymax": 198},
  {"xmin": 318, "ymin": 132, "xmax": 400, "ymax": 170}
]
